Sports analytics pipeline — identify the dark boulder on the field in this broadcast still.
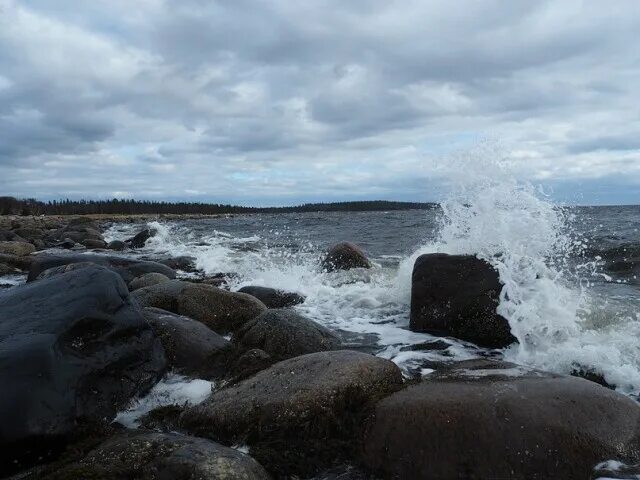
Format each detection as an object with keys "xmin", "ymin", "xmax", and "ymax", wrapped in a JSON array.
[
  {"xmin": 29, "ymin": 431, "xmax": 271, "ymax": 480},
  {"xmin": 54, "ymin": 238, "xmax": 76, "ymax": 249},
  {"xmin": 410, "ymin": 253, "xmax": 515, "ymax": 348},
  {"xmin": 158, "ymin": 255, "xmax": 198, "ymax": 272},
  {"xmin": 143, "ymin": 307, "xmax": 232, "ymax": 378},
  {"xmin": 126, "ymin": 228, "xmax": 156, "ymax": 249},
  {"xmin": 180, "ymin": 350, "xmax": 403, "ymax": 476},
  {"xmin": 229, "ymin": 348, "xmax": 274, "ymax": 381},
  {"xmin": 238, "ymin": 285, "xmax": 305, "ymax": 308},
  {"xmin": 27, "ymin": 254, "xmax": 176, "ymax": 284},
  {"xmin": 129, "ymin": 272, "xmax": 171, "ymax": 291},
  {"xmin": 235, "ymin": 309, "xmax": 340, "ymax": 361},
  {"xmin": 0, "ymin": 253, "xmax": 33, "ymax": 271},
  {"xmin": 107, "ymin": 239, "xmax": 126, "ymax": 251},
  {"xmin": 361, "ymin": 359, "xmax": 640, "ymax": 480},
  {"xmin": 11, "ymin": 228, "xmax": 44, "ymax": 241},
  {"xmin": 80, "ymin": 238, "xmax": 106, "ymax": 249},
  {"xmin": 0, "ymin": 230, "xmax": 25, "ymax": 242},
  {"xmin": 0, "ymin": 240, "xmax": 35, "ymax": 256},
  {"xmin": 0, "ymin": 265, "xmax": 166, "ymax": 474},
  {"xmin": 133, "ymin": 280, "xmax": 267, "ymax": 334},
  {"xmin": 321, "ymin": 242, "xmax": 372, "ymax": 272}
]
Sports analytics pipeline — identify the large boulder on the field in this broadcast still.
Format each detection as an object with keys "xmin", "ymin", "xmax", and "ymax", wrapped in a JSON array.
[
  {"xmin": 238, "ymin": 285, "xmax": 305, "ymax": 308},
  {"xmin": 321, "ymin": 242, "xmax": 372, "ymax": 272},
  {"xmin": 180, "ymin": 350, "xmax": 403, "ymax": 476},
  {"xmin": 27, "ymin": 254, "xmax": 176, "ymax": 284},
  {"xmin": 0, "ymin": 265, "xmax": 166, "ymax": 474},
  {"xmin": 129, "ymin": 272, "xmax": 171, "ymax": 291},
  {"xmin": 410, "ymin": 253, "xmax": 515, "ymax": 348},
  {"xmin": 0, "ymin": 240, "xmax": 35, "ymax": 256},
  {"xmin": 28, "ymin": 432, "xmax": 271, "ymax": 480},
  {"xmin": 133, "ymin": 280, "xmax": 267, "ymax": 334},
  {"xmin": 235, "ymin": 309, "xmax": 340, "ymax": 361},
  {"xmin": 361, "ymin": 359, "xmax": 640, "ymax": 480},
  {"xmin": 143, "ymin": 307, "xmax": 232, "ymax": 378}
]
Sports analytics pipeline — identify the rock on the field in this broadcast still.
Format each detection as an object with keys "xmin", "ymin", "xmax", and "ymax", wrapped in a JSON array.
[
  {"xmin": 54, "ymin": 238, "xmax": 76, "ymax": 249},
  {"xmin": 410, "ymin": 253, "xmax": 516, "ymax": 348},
  {"xmin": 321, "ymin": 242, "xmax": 372, "ymax": 272},
  {"xmin": 129, "ymin": 272, "xmax": 171, "ymax": 291},
  {"xmin": 238, "ymin": 285, "xmax": 306, "ymax": 308},
  {"xmin": 66, "ymin": 217, "xmax": 98, "ymax": 228},
  {"xmin": 27, "ymin": 254, "xmax": 176, "ymax": 284},
  {"xmin": 0, "ymin": 253, "xmax": 33, "ymax": 271},
  {"xmin": 80, "ymin": 238, "xmax": 106, "ymax": 249},
  {"xmin": 158, "ymin": 255, "xmax": 198, "ymax": 272},
  {"xmin": 0, "ymin": 263, "xmax": 13, "ymax": 275},
  {"xmin": 180, "ymin": 350, "xmax": 403, "ymax": 476},
  {"xmin": 235, "ymin": 309, "xmax": 340, "ymax": 361},
  {"xmin": 0, "ymin": 241, "xmax": 35, "ymax": 256},
  {"xmin": 126, "ymin": 228, "xmax": 156, "ymax": 248},
  {"xmin": 143, "ymin": 307, "xmax": 232, "ymax": 378},
  {"xmin": 11, "ymin": 228, "xmax": 44, "ymax": 241},
  {"xmin": 61, "ymin": 230, "xmax": 104, "ymax": 245},
  {"xmin": 0, "ymin": 265, "xmax": 166, "ymax": 474},
  {"xmin": 229, "ymin": 348, "xmax": 274, "ymax": 381},
  {"xmin": 107, "ymin": 239, "xmax": 126, "ymax": 251},
  {"xmin": 0, "ymin": 230, "xmax": 25, "ymax": 242},
  {"xmin": 361, "ymin": 359, "xmax": 640, "ymax": 480},
  {"xmin": 32, "ymin": 432, "xmax": 271, "ymax": 480},
  {"xmin": 133, "ymin": 280, "xmax": 267, "ymax": 334}
]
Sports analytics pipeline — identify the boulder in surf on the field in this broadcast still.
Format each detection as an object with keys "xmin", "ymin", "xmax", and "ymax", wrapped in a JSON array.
[
  {"xmin": 238, "ymin": 285, "xmax": 306, "ymax": 308},
  {"xmin": 321, "ymin": 242, "xmax": 372, "ymax": 271}
]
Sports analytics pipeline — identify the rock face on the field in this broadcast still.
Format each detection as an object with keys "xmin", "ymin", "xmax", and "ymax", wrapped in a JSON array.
[
  {"xmin": 238, "ymin": 285, "xmax": 305, "ymax": 308},
  {"xmin": 129, "ymin": 272, "xmax": 171, "ymax": 291},
  {"xmin": 30, "ymin": 432, "xmax": 271, "ymax": 480},
  {"xmin": 133, "ymin": 280, "xmax": 267, "ymax": 334},
  {"xmin": 180, "ymin": 350, "xmax": 403, "ymax": 475},
  {"xmin": 410, "ymin": 253, "xmax": 515, "ymax": 348},
  {"xmin": 27, "ymin": 254, "xmax": 176, "ymax": 284},
  {"xmin": 0, "ymin": 265, "xmax": 166, "ymax": 473},
  {"xmin": 361, "ymin": 360, "xmax": 640, "ymax": 480},
  {"xmin": 235, "ymin": 309, "xmax": 340, "ymax": 361},
  {"xmin": 321, "ymin": 242, "xmax": 372, "ymax": 272},
  {"xmin": 143, "ymin": 307, "xmax": 232, "ymax": 378},
  {"xmin": 0, "ymin": 240, "xmax": 35, "ymax": 256}
]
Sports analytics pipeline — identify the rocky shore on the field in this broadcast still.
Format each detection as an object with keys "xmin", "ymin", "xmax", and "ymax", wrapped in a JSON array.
[{"xmin": 1, "ymin": 217, "xmax": 640, "ymax": 479}]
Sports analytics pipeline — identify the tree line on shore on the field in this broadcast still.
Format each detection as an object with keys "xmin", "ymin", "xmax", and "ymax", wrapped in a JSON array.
[{"xmin": 0, "ymin": 196, "xmax": 436, "ymax": 216}]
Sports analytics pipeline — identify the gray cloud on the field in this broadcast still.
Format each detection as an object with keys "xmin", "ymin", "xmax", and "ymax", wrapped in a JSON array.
[{"xmin": 0, "ymin": 0, "xmax": 639, "ymax": 204}]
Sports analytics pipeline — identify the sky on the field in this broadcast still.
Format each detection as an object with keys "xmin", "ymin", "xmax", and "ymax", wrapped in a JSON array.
[{"xmin": 0, "ymin": 0, "xmax": 639, "ymax": 206}]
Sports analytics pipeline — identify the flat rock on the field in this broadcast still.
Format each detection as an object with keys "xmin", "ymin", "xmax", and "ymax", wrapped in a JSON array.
[
  {"xmin": 361, "ymin": 359, "xmax": 640, "ymax": 480},
  {"xmin": 410, "ymin": 253, "xmax": 516, "ymax": 348},
  {"xmin": 133, "ymin": 280, "xmax": 267, "ymax": 334},
  {"xmin": 235, "ymin": 309, "xmax": 340, "ymax": 361},
  {"xmin": 0, "ymin": 265, "xmax": 166, "ymax": 475},
  {"xmin": 180, "ymin": 350, "xmax": 403, "ymax": 476}
]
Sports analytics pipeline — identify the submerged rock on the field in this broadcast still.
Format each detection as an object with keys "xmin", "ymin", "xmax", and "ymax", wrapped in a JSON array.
[
  {"xmin": 133, "ymin": 280, "xmax": 267, "ymax": 334},
  {"xmin": 180, "ymin": 350, "xmax": 403, "ymax": 476},
  {"xmin": 129, "ymin": 272, "xmax": 171, "ymax": 291},
  {"xmin": 361, "ymin": 359, "xmax": 640, "ymax": 480},
  {"xmin": 0, "ymin": 265, "xmax": 166, "ymax": 475},
  {"xmin": 0, "ymin": 240, "xmax": 35, "ymax": 256},
  {"xmin": 143, "ymin": 307, "xmax": 232, "ymax": 378},
  {"xmin": 29, "ymin": 431, "xmax": 271, "ymax": 480},
  {"xmin": 410, "ymin": 253, "xmax": 515, "ymax": 348},
  {"xmin": 321, "ymin": 242, "xmax": 372, "ymax": 272},
  {"xmin": 27, "ymin": 254, "xmax": 176, "ymax": 284},
  {"xmin": 238, "ymin": 285, "xmax": 306, "ymax": 308},
  {"xmin": 235, "ymin": 309, "xmax": 340, "ymax": 361}
]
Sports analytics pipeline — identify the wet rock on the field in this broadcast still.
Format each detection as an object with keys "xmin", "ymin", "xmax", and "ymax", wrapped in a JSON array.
[
  {"xmin": 0, "ymin": 240, "xmax": 35, "ymax": 256},
  {"xmin": 31, "ymin": 431, "xmax": 271, "ymax": 480},
  {"xmin": 235, "ymin": 309, "xmax": 340, "ymax": 361},
  {"xmin": 158, "ymin": 255, "xmax": 198, "ymax": 272},
  {"xmin": 54, "ymin": 238, "xmax": 76, "ymax": 249},
  {"xmin": 133, "ymin": 280, "xmax": 267, "ymax": 334},
  {"xmin": 410, "ymin": 253, "xmax": 516, "ymax": 348},
  {"xmin": 361, "ymin": 359, "xmax": 640, "ymax": 480},
  {"xmin": 107, "ymin": 239, "xmax": 126, "ymax": 251},
  {"xmin": 229, "ymin": 348, "xmax": 274, "ymax": 381},
  {"xmin": 321, "ymin": 242, "xmax": 372, "ymax": 272},
  {"xmin": 180, "ymin": 350, "xmax": 403, "ymax": 476},
  {"xmin": 126, "ymin": 228, "xmax": 156, "ymax": 249},
  {"xmin": 0, "ymin": 253, "xmax": 33, "ymax": 271},
  {"xmin": 28, "ymin": 254, "xmax": 176, "ymax": 284},
  {"xmin": 0, "ymin": 265, "xmax": 166, "ymax": 474},
  {"xmin": 80, "ymin": 238, "xmax": 107, "ymax": 249},
  {"xmin": 0, "ymin": 263, "xmax": 13, "ymax": 275},
  {"xmin": 143, "ymin": 307, "xmax": 232, "ymax": 378},
  {"xmin": 129, "ymin": 272, "xmax": 171, "ymax": 291},
  {"xmin": 238, "ymin": 285, "xmax": 306, "ymax": 308}
]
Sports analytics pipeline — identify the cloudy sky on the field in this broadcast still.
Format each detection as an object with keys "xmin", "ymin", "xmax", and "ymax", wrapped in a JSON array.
[{"xmin": 1, "ymin": 0, "xmax": 639, "ymax": 205}]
